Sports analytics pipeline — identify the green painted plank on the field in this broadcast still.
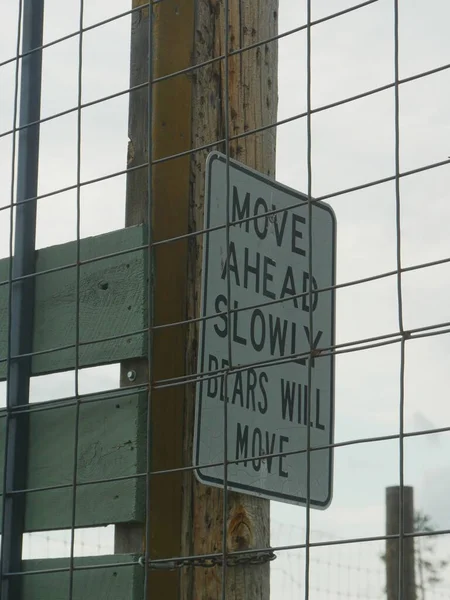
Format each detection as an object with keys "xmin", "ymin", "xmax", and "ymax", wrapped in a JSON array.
[
  {"xmin": 0, "ymin": 225, "xmax": 148, "ymax": 380},
  {"xmin": 21, "ymin": 554, "xmax": 143, "ymax": 600},
  {"xmin": 0, "ymin": 391, "xmax": 147, "ymax": 531}
]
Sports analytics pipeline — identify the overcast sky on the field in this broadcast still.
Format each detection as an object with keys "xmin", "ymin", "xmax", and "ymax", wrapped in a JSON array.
[{"xmin": 1, "ymin": 0, "xmax": 450, "ymax": 598}]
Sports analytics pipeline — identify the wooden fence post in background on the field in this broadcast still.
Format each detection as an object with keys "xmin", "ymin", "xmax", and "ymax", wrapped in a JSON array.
[{"xmin": 386, "ymin": 486, "xmax": 417, "ymax": 600}]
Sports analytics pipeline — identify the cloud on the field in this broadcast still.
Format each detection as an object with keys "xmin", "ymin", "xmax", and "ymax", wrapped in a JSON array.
[{"xmin": 418, "ymin": 465, "xmax": 450, "ymax": 530}]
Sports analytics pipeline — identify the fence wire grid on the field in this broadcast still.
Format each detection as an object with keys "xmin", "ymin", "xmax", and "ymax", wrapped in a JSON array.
[{"xmin": 0, "ymin": 0, "xmax": 449, "ymax": 599}]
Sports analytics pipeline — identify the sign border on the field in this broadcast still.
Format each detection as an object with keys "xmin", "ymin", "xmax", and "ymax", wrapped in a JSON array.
[{"xmin": 194, "ymin": 151, "xmax": 336, "ymax": 508}]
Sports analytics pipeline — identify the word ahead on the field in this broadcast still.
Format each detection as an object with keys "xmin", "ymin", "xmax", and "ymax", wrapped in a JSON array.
[{"xmin": 194, "ymin": 152, "xmax": 336, "ymax": 508}]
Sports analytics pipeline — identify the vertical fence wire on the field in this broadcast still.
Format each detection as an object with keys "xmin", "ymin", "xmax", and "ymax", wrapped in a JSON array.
[
  {"xmin": 222, "ymin": 0, "xmax": 232, "ymax": 596},
  {"xmin": 144, "ymin": 1, "xmax": 155, "ymax": 598},
  {"xmin": 305, "ymin": 1, "xmax": 314, "ymax": 599},
  {"xmin": 67, "ymin": 0, "xmax": 85, "ymax": 598},
  {"xmin": 393, "ymin": 0, "xmax": 406, "ymax": 598},
  {"xmin": 0, "ymin": 0, "xmax": 23, "ymax": 594}
]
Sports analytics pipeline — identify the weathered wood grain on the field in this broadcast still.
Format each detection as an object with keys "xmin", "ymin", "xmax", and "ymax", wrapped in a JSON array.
[
  {"xmin": 21, "ymin": 554, "xmax": 143, "ymax": 600},
  {"xmin": 114, "ymin": 2, "xmax": 195, "ymax": 599},
  {"xmin": 0, "ymin": 391, "xmax": 147, "ymax": 531},
  {"xmin": 181, "ymin": 1, "xmax": 278, "ymax": 598},
  {"xmin": 0, "ymin": 225, "xmax": 147, "ymax": 380}
]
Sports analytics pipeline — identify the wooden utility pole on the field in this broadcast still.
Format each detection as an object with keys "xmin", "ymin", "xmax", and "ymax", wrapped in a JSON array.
[
  {"xmin": 182, "ymin": 1, "xmax": 278, "ymax": 598},
  {"xmin": 386, "ymin": 486, "xmax": 417, "ymax": 600},
  {"xmin": 118, "ymin": 1, "xmax": 278, "ymax": 598}
]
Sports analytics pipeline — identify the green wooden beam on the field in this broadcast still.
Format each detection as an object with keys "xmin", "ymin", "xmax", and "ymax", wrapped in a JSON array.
[
  {"xmin": 21, "ymin": 554, "xmax": 143, "ymax": 600},
  {"xmin": 0, "ymin": 391, "xmax": 147, "ymax": 531},
  {"xmin": 0, "ymin": 225, "xmax": 148, "ymax": 380}
]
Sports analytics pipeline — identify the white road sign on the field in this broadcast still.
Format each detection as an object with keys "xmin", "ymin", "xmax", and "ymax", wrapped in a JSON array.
[{"xmin": 194, "ymin": 152, "xmax": 336, "ymax": 508}]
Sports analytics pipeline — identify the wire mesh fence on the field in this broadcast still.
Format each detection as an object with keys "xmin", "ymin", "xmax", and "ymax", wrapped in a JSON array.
[
  {"xmin": 15, "ymin": 523, "xmax": 450, "ymax": 599},
  {"xmin": 0, "ymin": 0, "xmax": 450, "ymax": 599}
]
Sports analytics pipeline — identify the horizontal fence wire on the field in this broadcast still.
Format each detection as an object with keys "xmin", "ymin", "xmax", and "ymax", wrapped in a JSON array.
[
  {"xmin": 17, "ymin": 526, "xmax": 450, "ymax": 599},
  {"xmin": 3, "ymin": 527, "xmax": 449, "ymax": 576},
  {"xmin": 1, "ymin": 0, "xmax": 450, "ymax": 598},
  {"xmin": 0, "ymin": 0, "xmax": 382, "ymax": 130},
  {"xmin": 0, "ymin": 0, "xmax": 378, "ymax": 71}
]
